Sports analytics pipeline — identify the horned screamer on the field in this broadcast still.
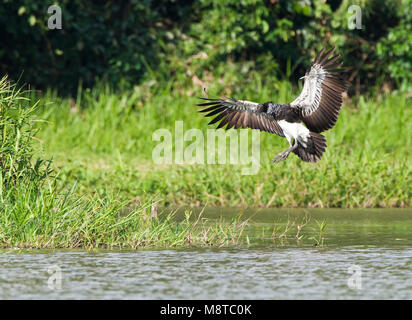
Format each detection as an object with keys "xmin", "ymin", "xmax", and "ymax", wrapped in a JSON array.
[{"xmin": 197, "ymin": 47, "xmax": 349, "ymax": 163}]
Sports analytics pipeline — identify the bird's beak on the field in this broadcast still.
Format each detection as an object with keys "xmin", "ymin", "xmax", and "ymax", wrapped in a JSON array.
[{"xmin": 299, "ymin": 76, "xmax": 306, "ymax": 80}]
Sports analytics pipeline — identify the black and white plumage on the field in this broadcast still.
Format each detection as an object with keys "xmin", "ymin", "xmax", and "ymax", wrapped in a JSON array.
[{"xmin": 196, "ymin": 47, "xmax": 349, "ymax": 163}]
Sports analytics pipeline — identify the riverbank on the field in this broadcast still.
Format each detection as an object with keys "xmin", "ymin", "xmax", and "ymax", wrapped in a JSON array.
[
  {"xmin": 35, "ymin": 82, "xmax": 411, "ymax": 208},
  {"xmin": 0, "ymin": 77, "xmax": 410, "ymax": 249}
]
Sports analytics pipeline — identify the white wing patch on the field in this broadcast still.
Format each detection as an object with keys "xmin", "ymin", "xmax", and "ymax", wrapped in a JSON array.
[
  {"xmin": 238, "ymin": 100, "xmax": 259, "ymax": 106},
  {"xmin": 222, "ymin": 99, "xmax": 259, "ymax": 112},
  {"xmin": 291, "ymin": 64, "xmax": 326, "ymax": 116}
]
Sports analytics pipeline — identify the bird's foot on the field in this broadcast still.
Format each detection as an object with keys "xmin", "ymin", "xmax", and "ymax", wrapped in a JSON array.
[{"xmin": 271, "ymin": 150, "xmax": 290, "ymax": 164}]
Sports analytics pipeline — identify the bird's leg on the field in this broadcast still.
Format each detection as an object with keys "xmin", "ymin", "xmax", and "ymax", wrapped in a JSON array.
[{"xmin": 271, "ymin": 139, "xmax": 299, "ymax": 164}]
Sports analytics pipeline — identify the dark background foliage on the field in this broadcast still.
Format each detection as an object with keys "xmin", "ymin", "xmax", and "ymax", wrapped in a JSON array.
[{"xmin": 0, "ymin": 0, "xmax": 410, "ymax": 95}]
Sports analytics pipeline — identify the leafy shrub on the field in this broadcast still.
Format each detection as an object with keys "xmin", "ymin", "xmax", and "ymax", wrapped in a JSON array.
[
  {"xmin": 0, "ymin": 76, "xmax": 52, "ymax": 195},
  {"xmin": 0, "ymin": 0, "xmax": 410, "ymax": 95},
  {"xmin": 376, "ymin": 0, "xmax": 412, "ymax": 83}
]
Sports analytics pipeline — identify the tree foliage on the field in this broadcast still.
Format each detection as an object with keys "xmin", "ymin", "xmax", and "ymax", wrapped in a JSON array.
[{"xmin": 0, "ymin": 0, "xmax": 409, "ymax": 95}]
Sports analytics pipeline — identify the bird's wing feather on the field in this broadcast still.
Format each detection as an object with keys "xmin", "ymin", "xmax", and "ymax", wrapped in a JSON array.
[
  {"xmin": 197, "ymin": 97, "xmax": 285, "ymax": 137},
  {"xmin": 290, "ymin": 47, "xmax": 350, "ymax": 133}
]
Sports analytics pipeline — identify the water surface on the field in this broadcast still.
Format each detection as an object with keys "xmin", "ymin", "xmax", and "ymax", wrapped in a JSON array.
[{"xmin": 1, "ymin": 209, "xmax": 411, "ymax": 299}]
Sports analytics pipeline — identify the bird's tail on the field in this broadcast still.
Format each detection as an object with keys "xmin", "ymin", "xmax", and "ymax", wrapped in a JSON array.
[{"xmin": 293, "ymin": 132, "xmax": 327, "ymax": 163}]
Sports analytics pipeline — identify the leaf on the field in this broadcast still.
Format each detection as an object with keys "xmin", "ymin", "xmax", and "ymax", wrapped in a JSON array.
[
  {"xmin": 18, "ymin": 6, "xmax": 26, "ymax": 16},
  {"xmin": 28, "ymin": 15, "xmax": 36, "ymax": 26},
  {"xmin": 262, "ymin": 20, "xmax": 269, "ymax": 34}
]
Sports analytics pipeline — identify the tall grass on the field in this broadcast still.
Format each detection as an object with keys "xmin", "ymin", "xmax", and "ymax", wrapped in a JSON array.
[
  {"xmin": 34, "ymin": 77, "xmax": 411, "ymax": 208},
  {"xmin": 3, "ymin": 74, "xmax": 408, "ymax": 250},
  {"xmin": 0, "ymin": 77, "xmax": 52, "ymax": 194},
  {"xmin": 0, "ymin": 76, "xmax": 269, "ymax": 249}
]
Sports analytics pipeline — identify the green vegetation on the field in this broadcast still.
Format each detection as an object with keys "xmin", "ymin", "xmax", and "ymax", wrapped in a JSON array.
[
  {"xmin": 34, "ymin": 79, "xmax": 411, "ymax": 208},
  {"xmin": 1, "ymin": 1, "xmax": 411, "ymax": 249},
  {"xmin": 0, "ymin": 77, "xmax": 246, "ymax": 249},
  {"xmin": 0, "ymin": 194, "xmax": 250, "ymax": 249},
  {"xmin": 0, "ymin": 77, "xmax": 331, "ymax": 249},
  {"xmin": 2, "ymin": 0, "xmax": 411, "ymax": 94},
  {"xmin": 3, "ymin": 74, "xmax": 408, "ymax": 249}
]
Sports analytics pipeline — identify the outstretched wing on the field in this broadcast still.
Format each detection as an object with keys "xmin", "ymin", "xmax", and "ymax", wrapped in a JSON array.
[
  {"xmin": 290, "ymin": 47, "xmax": 349, "ymax": 133},
  {"xmin": 197, "ymin": 97, "xmax": 284, "ymax": 137}
]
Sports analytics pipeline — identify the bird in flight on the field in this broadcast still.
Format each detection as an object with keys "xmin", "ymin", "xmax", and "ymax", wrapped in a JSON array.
[{"xmin": 197, "ymin": 47, "xmax": 349, "ymax": 163}]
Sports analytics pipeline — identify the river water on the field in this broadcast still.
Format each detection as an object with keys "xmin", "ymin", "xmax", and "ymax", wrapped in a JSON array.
[{"xmin": 0, "ymin": 209, "xmax": 411, "ymax": 299}]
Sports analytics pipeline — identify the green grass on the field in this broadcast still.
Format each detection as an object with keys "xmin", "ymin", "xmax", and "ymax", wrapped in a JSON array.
[
  {"xmin": 0, "ymin": 188, "xmax": 250, "ymax": 249},
  {"xmin": 0, "ymin": 78, "xmax": 226, "ymax": 249},
  {"xmin": 1, "ymin": 64, "xmax": 410, "ymax": 249},
  {"xmin": 0, "ymin": 76, "xmax": 329, "ymax": 249},
  {"xmin": 34, "ymin": 78, "xmax": 411, "ymax": 208}
]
